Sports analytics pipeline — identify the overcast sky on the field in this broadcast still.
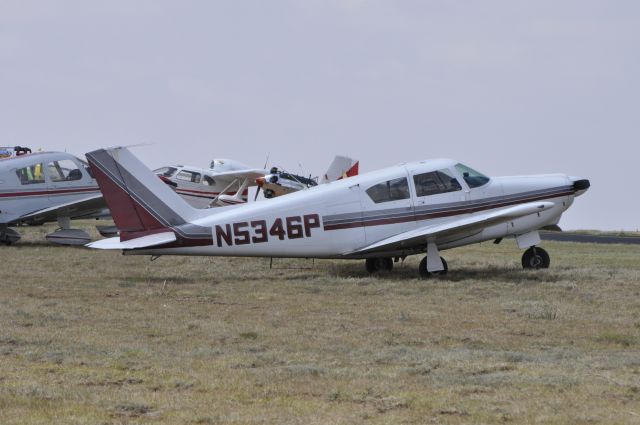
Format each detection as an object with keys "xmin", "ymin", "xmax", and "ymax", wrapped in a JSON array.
[{"xmin": 1, "ymin": 1, "xmax": 638, "ymax": 230}]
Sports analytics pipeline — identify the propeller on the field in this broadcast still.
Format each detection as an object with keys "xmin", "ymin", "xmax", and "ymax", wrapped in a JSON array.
[{"xmin": 254, "ymin": 186, "xmax": 261, "ymax": 201}]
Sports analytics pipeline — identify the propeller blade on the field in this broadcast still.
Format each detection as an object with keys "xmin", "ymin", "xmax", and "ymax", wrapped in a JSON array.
[{"xmin": 254, "ymin": 186, "xmax": 261, "ymax": 201}]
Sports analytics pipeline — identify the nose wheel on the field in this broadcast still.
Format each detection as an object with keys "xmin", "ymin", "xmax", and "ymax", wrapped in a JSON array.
[
  {"xmin": 418, "ymin": 256, "xmax": 448, "ymax": 278},
  {"xmin": 521, "ymin": 246, "xmax": 550, "ymax": 269}
]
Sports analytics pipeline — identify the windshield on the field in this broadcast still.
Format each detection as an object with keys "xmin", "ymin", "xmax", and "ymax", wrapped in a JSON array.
[
  {"xmin": 455, "ymin": 163, "xmax": 490, "ymax": 188},
  {"xmin": 153, "ymin": 166, "xmax": 178, "ymax": 177}
]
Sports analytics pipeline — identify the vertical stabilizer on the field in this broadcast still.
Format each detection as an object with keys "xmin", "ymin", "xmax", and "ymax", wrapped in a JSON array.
[
  {"xmin": 86, "ymin": 147, "xmax": 212, "ymax": 243},
  {"xmin": 321, "ymin": 156, "xmax": 359, "ymax": 184}
]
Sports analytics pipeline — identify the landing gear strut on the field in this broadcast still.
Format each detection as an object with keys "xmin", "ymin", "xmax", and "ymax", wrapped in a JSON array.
[
  {"xmin": 521, "ymin": 246, "xmax": 550, "ymax": 269},
  {"xmin": 365, "ymin": 258, "xmax": 394, "ymax": 273},
  {"xmin": 418, "ymin": 256, "xmax": 448, "ymax": 278}
]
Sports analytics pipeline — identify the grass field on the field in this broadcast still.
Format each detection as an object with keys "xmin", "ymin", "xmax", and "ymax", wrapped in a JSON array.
[{"xmin": 1, "ymin": 221, "xmax": 640, "ymax": 424}]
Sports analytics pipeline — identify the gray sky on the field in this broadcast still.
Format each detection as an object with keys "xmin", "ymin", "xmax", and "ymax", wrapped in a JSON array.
[{"xmin": 1, "ymin": 1, "xmax": 638, "ymax": 230}]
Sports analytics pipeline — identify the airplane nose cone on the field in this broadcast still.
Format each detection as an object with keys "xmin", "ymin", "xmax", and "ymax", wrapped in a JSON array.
[
  {"xmin": 255, "ymin": 177, "xmax": 265, "ymax": 187},
  {"xmin": 569, "ymin": 177, "xmax": 590, "ymax": 196},
  {"xmin": 573, "ymin": 179, "xmax": 590, "ymax": 192}
]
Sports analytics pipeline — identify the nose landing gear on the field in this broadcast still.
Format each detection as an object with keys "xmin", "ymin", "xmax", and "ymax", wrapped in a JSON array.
[
  {"xmin": 418, "ymin": 256, "xmax": 448, "ymax": 278},
  {"xmin": 521, "ymin": 246, "xmax": 550, "ymax": 269}
]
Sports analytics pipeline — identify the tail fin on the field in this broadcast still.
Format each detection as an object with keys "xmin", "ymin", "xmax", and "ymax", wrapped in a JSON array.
[
  {"xmin": 321, "ymin": 155, "xmax": 359, "ymax": 184},
  {"xmin": 86, "ymin": 147, "xmax": 211, "ymax": 243}
]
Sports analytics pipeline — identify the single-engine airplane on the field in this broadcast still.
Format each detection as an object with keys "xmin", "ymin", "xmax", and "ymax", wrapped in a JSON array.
[
  {"xmin": 0, "ymin": 151, "xmax": 107, "ymax": 245},
  {"xmin": 86, "ymin": 147, "xmax": 589, "ymax": 277},
  {"xmin": 255, "ymin": 156, "xmax": 359, "ymax": 199},
  {"xmin": 154, "ymin": 159, "xmax": 267, "ymax": 208}
]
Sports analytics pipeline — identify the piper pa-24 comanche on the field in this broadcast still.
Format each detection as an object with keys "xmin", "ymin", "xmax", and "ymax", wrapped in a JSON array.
[{"xmin": 86, "ymin": 147, "xmax": 590, "ymax": 277}]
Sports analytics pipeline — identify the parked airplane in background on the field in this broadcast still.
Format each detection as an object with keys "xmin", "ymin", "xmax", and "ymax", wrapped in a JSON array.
[
  {"xmin": 0, "ymin": 151, "xmax": 107, "ymax": 245},
  {"xmin": 87, "ymin": 147, "xmax": 590, "ymax": 277},
  {"xmin": 157, "ymin": 156, "xmax": 359, "ymax": 206},
  {"xmin": 0, "ymin": 146, "xmax": 33, "ymax": 159},
  {"xmin": 154, "ymin": 159, "xmax": 267, "ymax": 208},
  {"xmin": 254, "ymin": 156, "xmax": 359, "ymax": 200}
]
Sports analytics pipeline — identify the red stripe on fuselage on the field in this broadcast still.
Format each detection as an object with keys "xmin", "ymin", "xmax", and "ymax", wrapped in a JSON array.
[
  {"xmin": 0, "ymin": 187, "xmax": 100, "ymax": 198},
  {"xmin": 323, "ymin": 190, "xmax": 573, "ymax": 230}
]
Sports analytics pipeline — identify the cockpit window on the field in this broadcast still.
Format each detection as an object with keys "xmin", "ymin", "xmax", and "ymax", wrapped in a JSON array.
[
  {"xmin": 366, "ymin": 177, "xmax": 410, "ymax": 203},
  {"xmin": 15, "ymin": 163, "xmax": 45, "ymax": 185},
  {"xmin": 154, "ymin": 166, "xmax": 178, "ymax": 177},
  {"xmin": 413, "ymin": 169, "xmax": 462, "ymax": 197},
  {"xmin": 202, "ymin": 175, "xmax": 216, "ymax": 186},
  {"xmin": 455, "ymin": 163, "xmax": 490, "ymax": 188},
  {"xmin": 175, "ymin": 170, "xmax": 201, "ymax": 183}
]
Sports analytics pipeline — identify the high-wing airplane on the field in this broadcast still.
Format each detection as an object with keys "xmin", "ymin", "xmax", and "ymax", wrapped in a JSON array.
[
  {"xmin": 0, "ymin": 151, "xmax": 107, "ymax": 245},
  {"xmin": 154, "ymin": 159, "xmax": 267, "ymax": 208},
  {"xmin": 254, "ymin": 156, "xmax": 359, "ymax": 199},
  {"xmin": 86, "ymin": 147, "xmax": 590, "ymax": 277}
]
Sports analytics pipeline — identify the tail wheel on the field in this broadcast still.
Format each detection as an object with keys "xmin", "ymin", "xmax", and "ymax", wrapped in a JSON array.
[
  {"xmin": 365, "ymin": 258, "xmax": 393, "ymax": 273},
  {"xmin": 418, "ymin": 256, "xmax": 448, "ymax": 279},
  {"xmin": 522, "ymin": 247, "xmax": 550, "ymax": 269}
]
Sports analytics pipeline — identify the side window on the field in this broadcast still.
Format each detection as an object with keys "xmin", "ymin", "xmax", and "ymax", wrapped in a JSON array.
[
  {"xmin": 15, "ymin": 163, "xmax": 45, "ymax": 185},
  {"xmin": 202, "ymin": 175, "xmax": 216, "ymax": 186},
  {"xmin": 413, "ymin": 169, "xmax": 462, "ymax": 197},
  {"xmin": 175, "ymin": 170, "xmax": 201, "ymax": 183},
  {"xmin": 48, "ymin": 160, "xmax": 82, "ymax": 182},
  {"xmin": 366, "ymin": 177, "xmax": 410, "ymax": 203}
]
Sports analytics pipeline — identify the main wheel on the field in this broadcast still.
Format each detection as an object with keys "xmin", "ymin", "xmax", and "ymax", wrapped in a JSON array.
[
  {"xmin": 365, "ymin": 258, "xmax": 394, "ymax": 273},
  {"xmin": 380, "ymin": 258, "xmax": 393, "ymax": 271},
  {"xmin": 418, "ymin": 256, "xmax": 448, "ymax": 279},
  {"xmin": 521, "ymin": 247, "xmax": 550, "ymax": 269},
  {"xmin": 264, "ymin": 189, "xmax": 275, "ymax": 199},
  {"xmin": 365, "ymin": 258, "xmax": 381, "ymax": 273}
]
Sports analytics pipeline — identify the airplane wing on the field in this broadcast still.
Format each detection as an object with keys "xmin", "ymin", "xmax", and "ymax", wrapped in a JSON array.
[
  {"xmin": 350, "ymin": 201, "xmax": 555, "ymax": 255},
  {"xmin": 87, "ymin": 231, "xmax": 176, "ymax": 249},
  {"xmin": 212, "ymin": 169, "xmax": 268, "ymax": 184},
  {"xmin": 17, "ymin": 193, "xmax": 106, "ymax": 222}
]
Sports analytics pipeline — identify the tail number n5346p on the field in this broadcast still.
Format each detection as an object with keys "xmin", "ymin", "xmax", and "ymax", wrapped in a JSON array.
[{"xmin": 215, "ymin": 214, "xmax": 321, "ymax": 247}]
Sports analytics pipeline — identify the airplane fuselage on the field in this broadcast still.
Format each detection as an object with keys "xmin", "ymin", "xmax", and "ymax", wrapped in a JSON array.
[{"xmin": 129, "ymin": 159, "xmax": 580, "ymax": 259}]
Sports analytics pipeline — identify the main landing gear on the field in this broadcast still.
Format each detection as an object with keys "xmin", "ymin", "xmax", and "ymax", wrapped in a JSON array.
[
  {"xmin": 521, "ymin": 246, "xmax": 550, "ymax": 269},
  {"xmin": 365, "ymin": 258, "xmax": 394, "ymax": 273}
]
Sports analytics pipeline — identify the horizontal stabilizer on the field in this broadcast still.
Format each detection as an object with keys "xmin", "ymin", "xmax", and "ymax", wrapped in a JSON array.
[{"xmin": 87, "ymin": 231, "xmax": 176, "ymax": 250}]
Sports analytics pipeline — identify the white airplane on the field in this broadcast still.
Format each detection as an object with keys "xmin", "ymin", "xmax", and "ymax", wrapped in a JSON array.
[
  {"xmin": 0, "ymin": 151, "xmax": 107, "ymax": 245},
  {"xmin": 154, "ymin": 159, "xmax": 267, "ymax": 208},
  {"xmin": 86, "ymin": 147, "xmax": 590, "ymax": 277},
  {"xmin": 255, "ymin": 156, "xmax": 359, "ymax": 199}
]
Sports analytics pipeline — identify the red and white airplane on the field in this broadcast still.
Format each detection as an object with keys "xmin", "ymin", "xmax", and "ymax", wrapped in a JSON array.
[{"xmin": 86, "ymin": 147, "xmax": 590, "ymax": 277}]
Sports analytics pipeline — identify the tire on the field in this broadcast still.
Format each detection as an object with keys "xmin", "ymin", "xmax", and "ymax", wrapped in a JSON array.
[
  {"xmin": 418, "ymin": 256, "xmax": 448, "ymax": 279},
  {"xmin": 380, "ymin": 258, "xmax": 394, "ymax": 271},
  {"xmin": 365, "ymin": 258, "xmax": 381, "ymax": 273},
  {"xmin": 521, "ymin": 247, "xmax": 550, "ymax": 269},
  {"xmin": 264, "ymin": 189, "xmax": 275, "ymax": 199}
]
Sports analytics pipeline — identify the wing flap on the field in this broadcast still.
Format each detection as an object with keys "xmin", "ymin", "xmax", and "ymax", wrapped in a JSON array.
[
  {"xmin": 86, "ymin": 231, "xmax": 176, "ymax": 250},
  {"xmin": 352, "ymin": 201, "xmax": 555, "ymax": 255},
  {"xmin": 18, "ymin": 193, "xmax": 104, "ymax": 221}
]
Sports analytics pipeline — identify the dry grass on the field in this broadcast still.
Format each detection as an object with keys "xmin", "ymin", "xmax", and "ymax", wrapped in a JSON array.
[{"xmin": 1, "ymin": 221, "xmax": 640, "ymax": 424}]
